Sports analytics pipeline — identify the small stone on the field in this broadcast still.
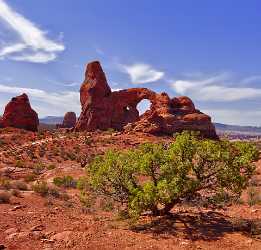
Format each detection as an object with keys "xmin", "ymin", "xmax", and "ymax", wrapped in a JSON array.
[
  {"xmin": 10, "ymin": 205, "xmax": 24, "ymax": 211},
  {"xmin": 32, "ymin": 231, "xmax": 43, "ymax": 239},
  {"xmin": 41, "ymin": 239, "xmax": 55, "ymax": 244},
  {"xmin": 0, "ymin": 244, "xmax": 6, "ymax": 250}
]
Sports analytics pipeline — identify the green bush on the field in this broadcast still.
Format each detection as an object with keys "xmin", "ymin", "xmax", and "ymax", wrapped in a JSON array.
[
  {"xmin": 32, "ymin": 181, "xmax": 49, "ymax": 196},
  {"xmin": 247, "ymin": 186, "xmax": 261, "ymax": 206},
  {"xmin": 33, "ymin": 163, "xmax": 46, "ymax": 175},
  {"xmin": 47, "ymin": 164, "xmax": 56, "ymax": 170},
  {"xmin": 87, "ymin": 132, "xmax": 259, "ymax": 218},
  {"xmin": 53, "ymin": 176, "xmax": 77, "ymax": 188}
]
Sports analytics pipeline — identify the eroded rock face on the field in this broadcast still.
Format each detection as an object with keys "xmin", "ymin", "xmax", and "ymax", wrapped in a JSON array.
[
  {"xmin": 75, "ymin": 61, "xmax": 218, "ymax": 139},
  {"xmin": 0, "ymin": 93, "xmax": 39, "ymax": 132},
  {"xmin": 57, "ymin": 112, "xmax": 77, "ymax": 128}
]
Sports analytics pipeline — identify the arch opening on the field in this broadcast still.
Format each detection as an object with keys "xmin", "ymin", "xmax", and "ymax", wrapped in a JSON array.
[{"xmin": 137, "ymin": 99, "xmax": 152, "ymax": 117}]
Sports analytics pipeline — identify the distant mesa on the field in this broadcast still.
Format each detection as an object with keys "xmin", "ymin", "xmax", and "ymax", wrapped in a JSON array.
[
  {"xmin": 56, "ymin": 112, "xmax": 77, "ymax": 129},
  {"xmin": 75, "ymin": 61, "xmax": 218, "ymax": 139},
  {"xmin": 0, "ymin": 93, "xmax": 39, "ymax": 132}
]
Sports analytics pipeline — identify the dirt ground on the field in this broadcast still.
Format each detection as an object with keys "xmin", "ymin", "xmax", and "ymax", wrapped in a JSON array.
[{"xmin": 0, "ymin": 128, "xmax": 260, "ymax": 250}]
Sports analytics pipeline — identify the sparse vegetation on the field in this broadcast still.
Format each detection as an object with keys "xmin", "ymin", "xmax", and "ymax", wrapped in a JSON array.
[
  {"xmin": 32, "ymin": 181, "xmax": 49, "ymax": 196},
  {"xmin": 24, "ymin": 173, "xmax": 37, "ymax": 183},
  {"xmin": 47, "ymin": 164, "xmax": 56, "ymax": 170},
  {"xmin": 33, "ymin": 162, "xmax": 46, "ymax": 175},
  {"xmin": 79, "ymin": 191, "xmax": 92, "ymax": 208},
  {"xmin": 0, "ymin": 178, "xmax": 11, "ymax": 190},
  {"xmin": 86, "ymin": 132, "xmax": 259, "ymax": 218},
  {"xmin": 53, "ymin": 175, "xmax": 77, "ymax": 188},
  {"xmin": 247, "ymin": 186, "xmax": 261, "ymax": 206},
  {"xmin": 15, "ymin": 160, "xmax": 26, "ymax": 168}
]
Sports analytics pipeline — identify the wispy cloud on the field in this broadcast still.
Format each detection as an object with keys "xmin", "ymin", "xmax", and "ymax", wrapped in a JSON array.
[
  {"xmin": 120, "ymin": 63, "xmax": 164, "ymax": 84},
  {"xmin": 47, "ymin": 79, "xmax": 80, "ymax": 87},
  {"xmin": 0, "ymin": 0, "xmax": 64, "ymax": 63},
  {"xmin": 202, "ymin": 108, "xmax": 261, "ymax": 126},
  {"xmin": 171, "ymin": 73, "xmax": 261, "ymax": 102},
  {"xmin": 241, "ymin": 75, "xmax": 261, "ymax": 84},
  {"xmin": 0, "ymin": 84, "xmax": 80, "ymax": 116}
]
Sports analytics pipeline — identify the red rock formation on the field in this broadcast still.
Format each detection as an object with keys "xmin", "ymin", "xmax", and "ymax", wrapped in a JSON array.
[
  {"xmin": 75, "ymin": 61, "xmax": 218, "ymax": 139},
  {"xmin": 57, "ymin": 112, "xmax": 77, "ymax": 128},
  {"xmin": 0, "ymin": 93, "xmax": 39, "ymax": 132}
]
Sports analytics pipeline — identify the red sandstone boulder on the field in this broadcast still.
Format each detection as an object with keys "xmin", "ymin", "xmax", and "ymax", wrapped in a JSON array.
[
  {"xmin": 80, "ymin": 61, "xmax": 111, "ymax": 107},
  {"xmin": 57, "ymin": 112, "xmax": 77, "ymax": 128},
  {"xmin": 76, "ymin": 61, "xmax": 112, "ymax": 131},
  {"xmin": 75, "ymin": 61, "xmax": 218, "ymax": 139},
  {"xmin": 0, "ymin": 93, "xmax": 39, "ymax": 132}
]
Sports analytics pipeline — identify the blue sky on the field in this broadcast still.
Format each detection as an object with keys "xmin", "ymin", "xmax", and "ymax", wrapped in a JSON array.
[{"xmin": 0, "ymin": 0, "xmax": 261, "ymax": 125}]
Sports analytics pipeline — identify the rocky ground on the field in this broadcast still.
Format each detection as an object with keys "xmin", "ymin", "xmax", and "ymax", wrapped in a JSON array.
[{"xmin": 0, "ymin": 128, "xmax": 261, "ymax": 250}]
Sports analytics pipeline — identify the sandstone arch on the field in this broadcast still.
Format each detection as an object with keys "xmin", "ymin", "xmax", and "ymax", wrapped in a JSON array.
[{"xmin": 75, "ymin": 61, "xmax": 218, "ymax": 139}]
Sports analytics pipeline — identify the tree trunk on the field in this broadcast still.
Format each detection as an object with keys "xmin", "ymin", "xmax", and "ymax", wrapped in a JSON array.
[{"xmin": 157, "ymin": 198, "xmax": 180, "ymax": 216}]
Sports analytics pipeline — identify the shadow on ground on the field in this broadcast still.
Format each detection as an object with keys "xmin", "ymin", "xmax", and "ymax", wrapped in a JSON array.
[{"xmin": 131, "ymin": 211, "xmax": 261, "ymax": 241}]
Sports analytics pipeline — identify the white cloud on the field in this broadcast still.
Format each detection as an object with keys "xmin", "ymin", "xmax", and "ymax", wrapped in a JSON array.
[
  {"xmin": 0, "ymin": 0, "xmax": 64, "ymax": 63},
  {"xmin": 51, "ymin": 81, "xmax": 80, "ymax": 87},
  {"xmin": 171, "ymin": 73, "xmax": 261, "ymax": 101},
  {"xmin": 0, "ymin": 84, "xmax": 80, "ymax": 116},
  {"xmin": 202, "ymin": 108, "xmax": 261, "ymax": 126},
  {"xmin": 120, "ymin": 63, "xmax": 164, "ymax": 84},
  {"xmin": 111, "ymin": 88, "xmax": 122, "ymax": 92},
  {"xmin": 241, "ymin": 75, "xmax": 261, "ymax": 84}
]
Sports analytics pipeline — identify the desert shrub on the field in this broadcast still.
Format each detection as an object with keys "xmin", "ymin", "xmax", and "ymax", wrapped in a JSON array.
[
  {"xmin": 247, "ymin": 186, "xmax": 261, "ymax": 206},
  {"xmin": 33, "ymin": 163, "xmax": 46, "ymax": 175},
  {"xmin": 0, "ymin": 178, "xmax": 11, "ymax": 190},
  {"xmin": 77, "ymin": 176, "xmax": 89, "ymax": 190},
  {"xmin": 53, "ymin": 176, "xmax": 77, "ymax": 188},
  {"xmin": 32, "ymin": 181, "xmax": 49, "ymax": 196},
  {"xmin": 0, "ymin": 191, "xmax": 11, "ymax": 203},
  {"xmin": 15, "ymin": 160, "xmax": 25, "ymax": 168},
  {"xmin": 87, "ymin": 132, "xmax": 259, "ymax": 218},
  {"xmin": 47, "ymin": 164, "xmax": 56, "ymax": 170},
  {"xmin": 79, "ymin": 191, "xmax": 92, "ymax": 208},
  {"xmin": 24, "ymin": 173, "xmax": 37, "ymax": 183}
]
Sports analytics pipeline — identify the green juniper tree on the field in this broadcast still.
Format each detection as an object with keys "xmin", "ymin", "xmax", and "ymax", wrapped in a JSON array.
[{"xmin": 86, "ymin": 132, "xmax": 259, "ymax": 218}]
